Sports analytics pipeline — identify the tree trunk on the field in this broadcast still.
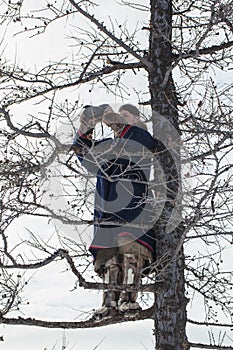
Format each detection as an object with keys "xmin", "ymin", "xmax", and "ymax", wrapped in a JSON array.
[{"xmin": 148, "ymin": 1, "xmax": 189, "ymax": 349}]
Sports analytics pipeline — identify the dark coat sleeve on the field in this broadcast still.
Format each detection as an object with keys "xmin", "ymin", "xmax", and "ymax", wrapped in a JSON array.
[
  {"xmin": 72, "ymin": 129, "xmax": 113, "ymax": 174},
  {"xmin": 73, "ymin": 130, "xmax": 93, "ymax": 156}
]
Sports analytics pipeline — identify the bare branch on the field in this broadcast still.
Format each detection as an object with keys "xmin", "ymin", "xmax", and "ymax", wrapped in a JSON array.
[
  {"xmin": 0, "ymin": 304, "xmax": 155, "ymax": 329},
  {"xmin": 68, "ymin": 0, "xmax": 151, "ymax": 68},
  {"xmin": 190, "ymin": 343, "xmax": 233, "ymax": 350},
  {"xmin": 188, "ymin": 319, "xmax": 233, "ymax": 328}
]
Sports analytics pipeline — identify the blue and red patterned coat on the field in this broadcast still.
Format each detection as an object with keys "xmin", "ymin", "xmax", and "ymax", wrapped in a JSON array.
[{"xmin": 73, "ymin": 125, "xmax": 158, "ymax": 261}]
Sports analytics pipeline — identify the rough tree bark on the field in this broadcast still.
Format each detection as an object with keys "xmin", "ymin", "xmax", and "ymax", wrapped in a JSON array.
[{"xmin": 149, "ymin": 1, "xmax": 189, "ymax": 348}]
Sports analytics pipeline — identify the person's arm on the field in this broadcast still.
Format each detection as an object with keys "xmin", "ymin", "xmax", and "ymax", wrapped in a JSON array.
[
  {"xmin": 73, "ymin": 121, "xmax": 114, "ymax": 178},
  {"xmin": 72, "ymin": 125, "xmax": 94, "ymax": 161},
  {"xmin": 72, "ymin": 104, "xmax": 111, "ymax": 156}
]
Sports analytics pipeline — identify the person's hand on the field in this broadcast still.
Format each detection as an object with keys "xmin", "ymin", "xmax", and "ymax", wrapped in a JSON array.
[
  {"xmin": 79, "ymin": 111, "xmax": 96, "ymax": 135},
  {"xmin": 81, "ymin": 104, "xmax": 110, "ymax": 126},
  {"xmin": 79, "ymin": 104, "xmax": 111, "ymax": 134}
]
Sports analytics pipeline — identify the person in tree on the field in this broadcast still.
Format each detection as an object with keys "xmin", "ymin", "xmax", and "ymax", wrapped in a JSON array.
[{"xmin": 72, "ymin": 105, "xmax": 157, "ymax": 321}]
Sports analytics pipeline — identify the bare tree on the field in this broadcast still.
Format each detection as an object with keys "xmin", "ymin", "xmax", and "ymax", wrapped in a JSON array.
[{"xmin": 0, "ymin": 0, "xmax": 233, "ymax": 349}]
